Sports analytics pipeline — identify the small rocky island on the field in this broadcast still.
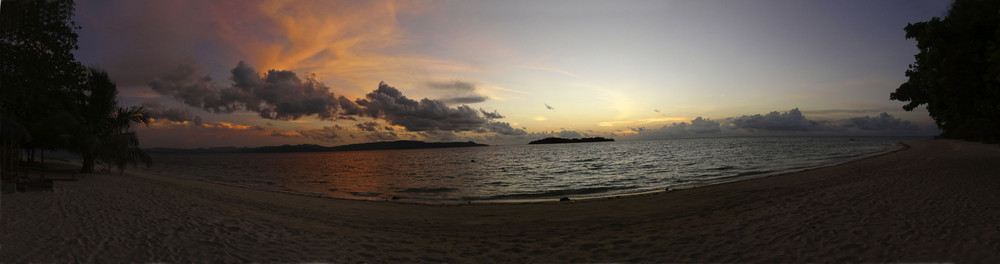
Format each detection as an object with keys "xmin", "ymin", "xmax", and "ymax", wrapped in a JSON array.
[{"xmin": 528, "ymin": 137, "xmax": 615, "ymax": 145}]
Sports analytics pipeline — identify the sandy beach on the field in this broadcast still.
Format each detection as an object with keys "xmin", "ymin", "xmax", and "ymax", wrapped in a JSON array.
[{"xmin": 2, "ymin": 139, "xmax": 999, "ymax": 262}]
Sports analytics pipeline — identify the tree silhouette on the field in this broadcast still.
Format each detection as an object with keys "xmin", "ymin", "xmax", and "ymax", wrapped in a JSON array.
[
  {"xmin": 1, "ymin": 0, "xmax": 86, "ymax": 163},
  {"xmin": 75, "ymin": 68, "xmax": 151, "ymax": 173},
  {"xmin": 891, "ymin": 0, "xmax": 1000, "ymax": 141},
  {"xmin": 1, "ymin": 0, "xmax": 85, "ymax": 125},
  {"xmin": 3, "ymin": 1, "xmax": 152, "ymax": 173},
  {"xmin": 99, "ymin": 106, "xmax": 152, "ymax": 175}
]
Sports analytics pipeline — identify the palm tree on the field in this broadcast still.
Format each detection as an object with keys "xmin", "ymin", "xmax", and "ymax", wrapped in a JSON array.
[
  {"xmin": 98, "ymin": 106, "xmax": 151, "ymax": 175},
  {"xmin": 76, "ymin": 67, "xmax": 151, "ymax": 174}
]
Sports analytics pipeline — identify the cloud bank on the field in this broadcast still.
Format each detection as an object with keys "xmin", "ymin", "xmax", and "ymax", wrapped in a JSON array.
[
  {"xmin": 148, "ymin": 62, "xmax": 521, "ymax": 137},
  {"xmin": 844, "ymin": 112, "xmax": 920, "ymax": 131},
  {"xmin": 617, "ymin": 108, "xmax": 938, "ymax": 141},
  {"xmin": 731, "ymin": 108, "xmax": 819, "ymax": 132},
  {"xmin": 355, "ymin": 82, "xmax": 489, "ymax": 132},
  {"xmin": 140, "ymin": 100, "xmax": 203, "ymax": 125},
  {"xmin": 149, "ymin": 62, "xmax": 341, "ymax": 120},
  {"xmin": 426, "ymin": 81, "xmax": 489, "ymax": 105}
]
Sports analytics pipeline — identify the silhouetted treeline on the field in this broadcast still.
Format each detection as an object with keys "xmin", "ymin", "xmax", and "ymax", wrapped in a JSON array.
[
  {"xmin": 891, "ymin": 0, "xmax": 1000, "ymax": 142},
  {"xmin": 528, "ymin": 137, "xmax": 615, "ymax": 145},
  {"xmin": 146, "ymin": 140, "xmax": 488, "ymax": 154},
  {"xmin": 1, "ymin": 0, "xmax": 151, "ymax": 173}
]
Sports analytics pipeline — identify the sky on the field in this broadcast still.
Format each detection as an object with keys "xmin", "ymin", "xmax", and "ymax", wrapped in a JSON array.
[{"xmin": 72, "ymin": 0, "xmax": 952, "ymax": 148}]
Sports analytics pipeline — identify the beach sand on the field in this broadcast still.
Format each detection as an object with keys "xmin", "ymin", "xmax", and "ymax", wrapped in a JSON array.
[{"xmin": 2, "ymin": 139, "xmax": 1000, "ymax": 262}]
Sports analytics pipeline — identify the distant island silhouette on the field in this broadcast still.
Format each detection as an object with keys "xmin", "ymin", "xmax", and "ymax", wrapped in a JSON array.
[
  {"xmin": 528, "ymin": 137, "xmax": 615, "ymax": 145},
  {"xmin": 146, "ymin": 140, "xmax": 488, "ymax": 154}
]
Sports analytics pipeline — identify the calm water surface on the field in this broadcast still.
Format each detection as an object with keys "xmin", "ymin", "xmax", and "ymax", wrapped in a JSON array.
[{"xmin": 142, "ymin": 137, "xmax": 913, "ymax": 202}]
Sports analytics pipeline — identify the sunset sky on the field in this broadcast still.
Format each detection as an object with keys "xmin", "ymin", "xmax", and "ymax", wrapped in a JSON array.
[{"xmin": 72, "ymin": 0, "xmax": 951, "ymax": 148}]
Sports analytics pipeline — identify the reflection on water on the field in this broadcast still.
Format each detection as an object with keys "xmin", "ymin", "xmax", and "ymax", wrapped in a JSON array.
[{"xmin": 142, "ymin": 137, "xmax": 912, "ymax": 201}]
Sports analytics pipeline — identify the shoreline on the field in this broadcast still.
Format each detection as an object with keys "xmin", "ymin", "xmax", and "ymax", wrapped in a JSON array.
[
  {"xmin": 135, "ymin": 141, "xmax": 909, "ymax": 205},
  {"xmin": 136, "ymin": 139, "xmax": 908, "ymax": 205},
  {"xmin": 473, "ymin": 141, "xmax": 910, "ymax": 205},
  {"xmin": 3, "ymin": 139, "xmax": 999, "ymax": 262}
]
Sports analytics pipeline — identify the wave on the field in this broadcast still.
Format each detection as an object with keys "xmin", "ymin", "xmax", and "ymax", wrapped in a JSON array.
[
  {"xmin": 735, "ymin": 170, "xmax": 774, "ymax": 177},
  {"xmin": 474, "ymin": 186, "xmax": 636, "ymax": 200},
  {"xmin": 145, "ymin": 137, "xmax": 909, "ymax": 202},
  {"xmin": 348, "ymin": 192, "xmax": 382, "ymax": 197},
  {"xmin": 397, "ymin": 187, "xmax": 458, "ymax": 193},
  {"xmin": 711, "ymin": 165, "xmax": 736, "ymax": 171}
]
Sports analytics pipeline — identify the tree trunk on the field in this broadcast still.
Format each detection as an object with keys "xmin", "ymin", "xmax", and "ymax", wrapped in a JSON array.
[
  {"xmin": 27, "ymin": 148, "xmax": 34, "ymax": 163},
  {"xmin": 81, "ymin": 155, "xmax": 94, "ymax": 173}
]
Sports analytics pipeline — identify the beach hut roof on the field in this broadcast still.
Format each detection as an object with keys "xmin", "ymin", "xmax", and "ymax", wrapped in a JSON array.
[{"xmin": 1, "ymin": 115, "xmax": 32, "ymax": 142}]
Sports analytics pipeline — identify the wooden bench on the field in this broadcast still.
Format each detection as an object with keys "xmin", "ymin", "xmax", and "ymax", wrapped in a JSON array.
[{"xmin": 24, "ymin": 167, "xmax": 79, "ymax": 181}]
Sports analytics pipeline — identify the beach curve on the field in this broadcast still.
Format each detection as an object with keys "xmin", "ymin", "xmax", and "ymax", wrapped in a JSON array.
[{"xmin": 2, "ymin": 139, "xmax": 999, "ymax": 262}]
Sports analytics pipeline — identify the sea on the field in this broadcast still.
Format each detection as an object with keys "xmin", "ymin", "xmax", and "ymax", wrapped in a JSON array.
[{"xmin": 139, "ymin": 137, "xmax": 918, "ymax": 203}]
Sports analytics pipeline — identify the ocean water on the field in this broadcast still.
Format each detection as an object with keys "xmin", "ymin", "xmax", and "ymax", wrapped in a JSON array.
[{"xmin": 140, "ymin": 137, "xmax": 913, "ymax": 202}]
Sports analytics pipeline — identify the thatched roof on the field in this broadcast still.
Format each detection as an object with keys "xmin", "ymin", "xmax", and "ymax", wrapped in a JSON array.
[{"xmin": 1, "ymin": 115, "xmax": 32, "ymax": 143}]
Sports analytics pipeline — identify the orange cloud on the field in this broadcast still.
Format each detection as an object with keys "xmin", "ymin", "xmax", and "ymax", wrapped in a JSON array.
[
  {"xmin": 148, "ymin": 118, "xmax": 196, "ymax": 128},
  {"xmin": 210, "ymin": 0, "xmax": 477, "ymax": 96},
  {"xmin": 202, "ymin": 122, "xmax": 258, "ymax": 130},
  {"xmin": 271, "ymin": 130, "xmax": 303, "ymax": 137}
]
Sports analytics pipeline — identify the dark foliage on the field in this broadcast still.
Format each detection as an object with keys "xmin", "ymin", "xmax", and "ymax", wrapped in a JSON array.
[
  {"xmin": 145, "ymin": 140, "xmax": 488, "ymax": 154},
  {"xmin": 2, "ymin": 0, "xmax": 152, "ymax": 173},
  {"xmin": 76, "ymin": 68, "xmax": 151, "ymax": 173},
  {"xmin": 891, "ymin": 0, "xmax": 1000, "ymax": 141},
  {"xmin": 1, "ymin": 0, "xmax": 86, "ymax": 152},
  {"xmin": 528, "ymin": 137, "xmax": 615, "ymax": 145}
]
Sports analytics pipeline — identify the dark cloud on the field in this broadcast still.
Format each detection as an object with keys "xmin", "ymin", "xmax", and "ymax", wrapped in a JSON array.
[
  {"xmin": 150, "ymin": 63, "xmax": 521, "ymax": 136},
  {"xmin": 231, "ymin": 62, "xmax": 340, "ymax": 120},
  {"xmin": 801, "ymin": 107, "xmax": 898, "ymax": 115},
  {"xmin": 689, "ymin": 117, "xmax": 722, "ymax": 133},
  {"xmin": 480, "ymin": 121, "xmax": 528, "ymax": 136},
  {"xmin": 355, "ymin": 82, "xmax": 489, "ymax": 132},
  {"xmin": 426, "ymin": 81, "xmax": 489, "ymax": 104},
  {"xmin": 441, "ymin": 95, "xmax": 489, "ymax": 104},
  {"xmin": 525, "ymin": 129, "xmax": 588, "ymax": 140},
  {"xmin": 148, "ymin": 64, "xmax": 232, "ymax": 113},
  {"xmin": 613, "ymin": 117, "xmax": 723, "ymax": 140},
  {"xmin": 140, "ymin": 100, "xmax": 203, "ymax": 125},
  {"xmin": 654, "ymin": 109, "xmax": 661, "ymax": 113},
  {"xmin": 558, "ymin": 130, "xmax": 582, "ymax": 138},
  {"xmin": 149, "ymin": 61, "xmax": 341, "ymax": 120},
  {"xmin": 298, "ymin": 126, "xmax": 342, "ymax": 142},
  {"xmin": 418, "ymin": 130, "xmax": 461, "ymax": 142},
  {"xmin": 731, "ymin": 108, "xmax": 819, "ymax": 131},
  {"xmin": 366, "ymin": 131, "xmax": 400, "ymax": 141},
  {"xmin": 269, "ymin": 130, "xmax": 297, "ymax": 138},
  {"xmin": 652, "ymin": 117, "xmax": 720, "ymax": 135},
  {"xmin": 337, "ymin": 96, "xmax": 362, "ymax": 116},
  {"xmin": 480, "ymin": 109, "xmax": 504, "ymax": 119},
  {"xmin": 609, "ymin": 108, "xmax": 940, "ymax": 142},
  {"xmin": 545, "ymin": 104, "xmax": 554, "ymax": 110},
  {"xmin": 355, "ymin": 121, "xmax": 379, "ymax": 132},
  {"xmin": 844, "ymin": 112, "xmax": 919, "ymax": 131},
  {"xmin": 427, "ymin": 80, "xmax": 475, "ymax": 92}
]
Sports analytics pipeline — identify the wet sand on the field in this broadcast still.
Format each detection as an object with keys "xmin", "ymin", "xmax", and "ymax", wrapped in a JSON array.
[{"xmin": 2, "ymin": 139, "xmax": 999, "ymax": 262}]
